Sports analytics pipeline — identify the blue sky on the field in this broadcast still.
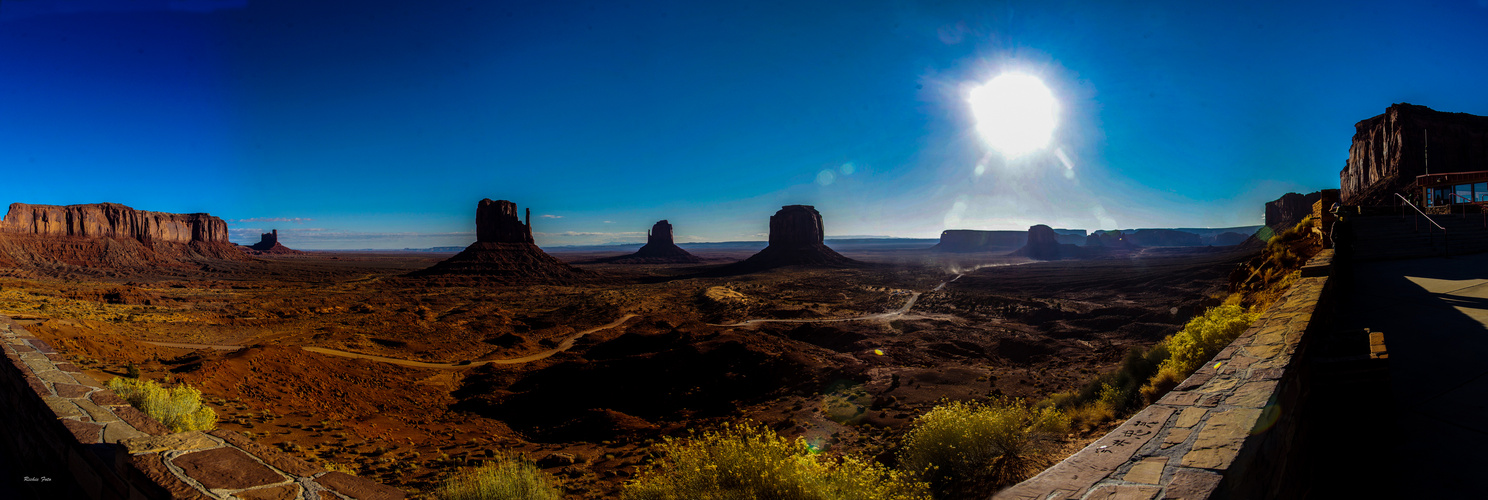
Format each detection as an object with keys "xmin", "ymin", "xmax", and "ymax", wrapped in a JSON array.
[{"xmin": 3, "ymin": 0, "xmax": 1487, "ymax": 249}]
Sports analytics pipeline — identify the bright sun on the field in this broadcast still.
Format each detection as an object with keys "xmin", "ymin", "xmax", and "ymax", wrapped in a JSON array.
[{"xmin": 968, "ymin": 73, "xmax": 1058, "ymax": 157}]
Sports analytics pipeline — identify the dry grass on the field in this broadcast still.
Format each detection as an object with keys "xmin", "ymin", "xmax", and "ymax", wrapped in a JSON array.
[{"xmin": 435, "ymin": 456, "xmax": 561, "ymax": 500}]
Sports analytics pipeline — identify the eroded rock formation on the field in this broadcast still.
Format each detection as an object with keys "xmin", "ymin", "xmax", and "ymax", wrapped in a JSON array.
[
  {"xmin": 1127, "ymin": 229, "xmax": 1201, "ymax": 247},
  {"xmin": 0, "ymin": 202, "xmax": 247, "ymax": 274},
  {"xmin": 726, "ymin": 205, "xmax": 862, "ymax": 271},
  {"xmin": 933, "ymin": 230, "xmax": 1028, "ymax": 252},
  {"xmin": 0, "ymin": 202, "xmax": 229, "ymax": 243},
  {"xmin": 602, "ymin": 220, "xmax": 703, "ymax": 264},
  {"xmin": 1013, "ymin": 225, "xmax": 1067, "ymax": 260},
  {"xmin": 1209, "ymin": 232, "xmax": 1251, "ymax": 246},
  {"xmin": 768, "ymin": 205, "xmax": 825, "ymax": 247},
  {"xmin": 410, "ymin": 199, "xmax": 585, "ymax": 283},
  {"xmin": 1086, "ymin": 230, "xmax": 1131, "ymax": 248},
  {"xmin": 476, "ymin": 199, "xmax": 535, "ymax": 244},
  {"xmin": 1340, "ymin": 103, "xmax": 1488, "ymax": 205},
  {"xmin": 242, "ymin": 229, "xmax": 306, "ymax": 255},
  {"xmin": 1265, "ymin": 192, "xmax": 1321, "ymax": 230}
]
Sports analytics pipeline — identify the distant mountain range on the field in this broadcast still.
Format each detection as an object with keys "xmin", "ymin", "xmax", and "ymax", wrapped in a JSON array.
[{"xmin": 329, "ymin": 226, "xmax": 1263, "ymax": 253}]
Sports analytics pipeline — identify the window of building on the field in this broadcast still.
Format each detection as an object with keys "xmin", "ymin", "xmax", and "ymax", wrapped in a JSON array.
[
  {"xmin": 1431, "ymin": 186, "xmax": 1452, "ymax": 206},
  {"xmin": 1456, "ymin": 184, "xmax": 1474, "ymax": 204},
  {"xmin": 1476, "ymin": 182, "xmax": 1488, "ymax": 202}
]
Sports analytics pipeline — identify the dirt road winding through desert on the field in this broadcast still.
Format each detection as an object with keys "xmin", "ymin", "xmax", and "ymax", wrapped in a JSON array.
[
  {"xmin": 302, "ymin": 314, "xmax": 639, "ymax": 369},
  {"xmin": 148, "ymin": 274, "xmax": 965, "ymax": 364},
  {"xmin": 712, "ymin": 274, "xmax": 962, "ymax": 327},
  {"xmin": 146, "ymin": 314, "xmax": 639, "ymax": 370}
]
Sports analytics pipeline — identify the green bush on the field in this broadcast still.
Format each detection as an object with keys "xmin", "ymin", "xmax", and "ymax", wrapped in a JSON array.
[
  {"xmin": 899, "ymin": 399, "xmax": 1058, "ymax": 492},
  {"xmin": 106, "ymin": 377, "xmax": 216, "ymax": 432},
  {"xmin": 623, "ymin": 422, "xmax": 928, "ymax": 500},
  {"xmin": 436, "ymin": 457, "xmax": 561, "ymax": 500}
]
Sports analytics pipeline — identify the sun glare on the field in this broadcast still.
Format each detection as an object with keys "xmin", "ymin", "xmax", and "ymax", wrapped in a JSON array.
[{"xmin": 969, "ymin": 73, "xmax": 1058, "ymax": 157}]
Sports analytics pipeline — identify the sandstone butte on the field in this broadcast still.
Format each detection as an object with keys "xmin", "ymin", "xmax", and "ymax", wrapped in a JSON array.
[
  {"xmin": 242, "ymin": 229, "xmax": 306, "ymax": 255},
  {"xmin": 932, "ymin": 229, "xmax": 1028, "ymax": 252},
  {"xmin": 1085, "ymin": 229, "xmax": 1136, "ymax": 249},
  {"xmin": 0, "ymin": 202, "xmax": 230, "ymax": 243},
  {"xmin": 1012, "ymin": 224, "xmax": 1067, "ymax": 260},
  {"xmin": 1340, "ymin": 103, "xmax": 1488, "ymax": 205},
  {"xmin": 409, "ymin": 198, "xmax": 586, "ymax": 283},
  {"xmin": 0, "ymin": 202, "xmax": 247, "ymax": 270},
  {"xmin": 602, "ymin": 220, "xmax": 703, "ymax": 264},
  {"xmin": 1265, "ymin": 192, "xmax": 1322, "ymax": 230},
  {"xmin": 728, "ymin": 205, "xmax": 862, "ymax": 271}
]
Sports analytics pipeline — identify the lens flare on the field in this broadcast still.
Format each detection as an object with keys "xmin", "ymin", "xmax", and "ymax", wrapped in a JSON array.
[
  {"xmin": 968, "ymin": 73, "xmax": 1058, "ymax": 157},
  {"xmin": 1252, "ymin": 403, "xmax": 1282, "ymax": 435}
]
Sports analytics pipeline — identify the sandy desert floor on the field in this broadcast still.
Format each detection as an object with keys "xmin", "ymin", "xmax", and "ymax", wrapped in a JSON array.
[{"xmin": 0, "ymin": 244, "xmax": 1252, "ymax": 497}]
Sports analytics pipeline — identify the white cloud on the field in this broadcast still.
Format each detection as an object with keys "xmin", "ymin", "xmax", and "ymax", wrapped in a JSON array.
[{"xmin": 540, "ymin": 214, "xmax": 563, "ymax": 219}]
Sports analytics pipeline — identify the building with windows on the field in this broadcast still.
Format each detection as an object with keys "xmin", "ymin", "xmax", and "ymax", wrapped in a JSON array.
[
  {"xmin": 1340, "ymin": 104, "xmax": 1488, "ymax": 206},
  {"xmin": 1419, "ymin": 171, "xmax": 1488, "ymax": 207}
]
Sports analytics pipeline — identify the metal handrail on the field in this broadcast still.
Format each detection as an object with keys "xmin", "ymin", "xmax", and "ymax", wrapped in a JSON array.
[
  {"xmin": 1447, "ymin": 193, "xmax": 1488, "ymax": 228},
  {"xmin": 1396, "ymin": 193, "xmax": 1448, "ymax": 256}
]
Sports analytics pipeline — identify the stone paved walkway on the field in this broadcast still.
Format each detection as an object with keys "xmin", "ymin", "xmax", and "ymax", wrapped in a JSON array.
[{"xmin": 1337, "ymin": 251, "xmax": 1488, "ymax": 497}]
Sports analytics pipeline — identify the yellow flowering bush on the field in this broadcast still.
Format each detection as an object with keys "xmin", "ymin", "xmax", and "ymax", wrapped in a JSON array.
[
  {"xmin": 105, "ymin": 377, "xmax": 217, "ymax": 432},
  {"xmin": 623, "ymin": 422, "xmax": 929, "ymax": 500},
  {"xmin": 899, "ymin": 399, "xmax": 1057, "ymax": 490}
]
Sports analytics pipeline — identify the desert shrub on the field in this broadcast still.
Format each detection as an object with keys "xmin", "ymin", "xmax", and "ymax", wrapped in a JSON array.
[
  {"xmin": 106, "ymin": 377, "xmax": 216, "ymax": 432},
  {"xmin": 1096, "ymin": 382, "xmax": 1129, "ymax": 411},
  {"xmin": 900, "ymin": 399, "xmax": 1060, "ymax": 492},
  {"xmin": 1065, "ymin": 400, "xmax": 1117, "ymax": 433},
  {"xmin": 1042, "ymin": 343, "xmax": 1166, "ymax": 427},
  {"xmin": 436, "ymin": 456, "xmax": 561, "ymax": 500},
  {"xmin": 624, "ymin": 422, "xmax": 928, "ymax": 500},
  {"xmin": 1028, "ymin": 405, "xmax": 1071, "ymax": 435},
  {"xmin": 1134, "ymin": 300, "xmax": 1257, "ymax": 403},
  {"xmin": 1139, "ymin": 364, "xmax": 1185, "ymax": 404},
  {"xmin": 1158, "ymin": 303, "xmax": 1257, "ymax": 378}
]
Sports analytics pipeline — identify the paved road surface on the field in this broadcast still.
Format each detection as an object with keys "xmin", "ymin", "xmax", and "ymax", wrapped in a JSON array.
[{"xmin": 1334, "ymin": 252, "xmax": 1488, "ymax": 497}]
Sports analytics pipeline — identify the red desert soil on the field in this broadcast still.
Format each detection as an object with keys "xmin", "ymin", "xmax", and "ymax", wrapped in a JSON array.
[{"xmin": 0, "ymin": 245, "xmax": 1252, "ymax": 497}]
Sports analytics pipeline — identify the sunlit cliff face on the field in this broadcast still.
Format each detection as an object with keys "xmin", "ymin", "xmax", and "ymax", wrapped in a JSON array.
[{"xmin": 968, "ymin": 72, "xmax": 1058, "ymax": 158}]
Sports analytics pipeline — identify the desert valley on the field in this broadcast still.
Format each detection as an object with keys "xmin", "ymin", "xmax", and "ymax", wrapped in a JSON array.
[
  {"xmin": 6, "ymin": 2, "xmax": 1486, "ymax": 498},
  {"xmin": 0, "ymin": 199, "xmax": 1277, "ymax": 498}
]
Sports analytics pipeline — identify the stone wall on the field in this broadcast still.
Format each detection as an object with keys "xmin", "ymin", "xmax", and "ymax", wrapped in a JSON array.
[
  {"xmin": 0, "ymin": 316, "xmax": 405, "ymax": 500},
  {"xmin": 995, "ymin": 250, "xmax": 1335, "ymax": 500}
]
